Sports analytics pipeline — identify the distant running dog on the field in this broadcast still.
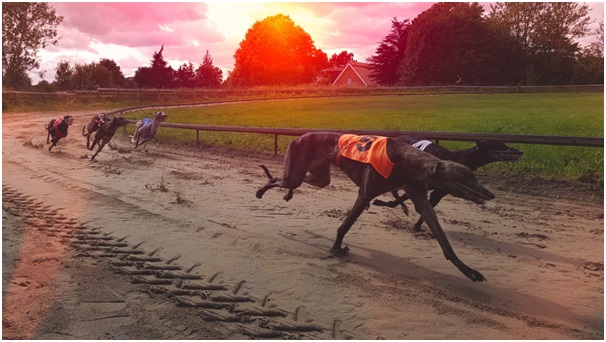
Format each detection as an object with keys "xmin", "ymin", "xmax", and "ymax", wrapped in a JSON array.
[
  {"xmin": 131, "ymin": 111, "xmax": 167, "ymax": 148},
  {"xmin": 45, "ymin": 115, "xmax": 74, "ymax": 152},
  {"xmin": 82, "ymin": 113, "xmax": 111, "ymax": 149},
  {"xmin": 89, "ymin": 116, "xmax": 129, "ymax": 161},
  {"xmin": 256, "ymin": 132, "xmax": 494, "ymax": 282},
  {"xmin": 373, "ymin": 136, "xmax": 523, "ymax": 230}
]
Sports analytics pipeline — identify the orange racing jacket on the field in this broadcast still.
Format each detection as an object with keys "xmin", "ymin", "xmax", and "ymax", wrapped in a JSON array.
[{"xmin": 336, "ymin": 134, "xmax": 395, "ymax": 179}]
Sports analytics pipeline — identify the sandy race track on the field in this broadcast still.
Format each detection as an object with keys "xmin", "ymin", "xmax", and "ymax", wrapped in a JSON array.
[{"xmin": 2, "ymin": 110, "xmax": 604, "ymax": 339}]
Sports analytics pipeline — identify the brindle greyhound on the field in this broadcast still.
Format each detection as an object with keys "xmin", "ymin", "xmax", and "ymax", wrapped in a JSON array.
[
  {"xmin": 89, "ymin": 116, "xmax": 129, "ymax": 161},
  {"xmin": 83, "ymin": 113, "xmax": 111, "ymax": 150},
  {"xmin": 256, "ymin": 132, "xmax": 495, "ymax": 282},
  {"xmin": 45, "ymin": 115, "xmax": 74, "ymax": 152}
]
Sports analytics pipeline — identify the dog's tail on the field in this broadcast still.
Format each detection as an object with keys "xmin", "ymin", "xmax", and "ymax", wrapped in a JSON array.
[{"xmin": 260, "ymin": 165, "xmax": 274, "ymax": 180}]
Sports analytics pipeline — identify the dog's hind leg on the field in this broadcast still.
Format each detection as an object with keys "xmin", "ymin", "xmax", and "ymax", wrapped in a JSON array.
[
  {"xmin": 405, "ymin": 184, "xmax": 485, "ymax": 282},
  {"xmin": 372, "ymin": 190, "xmax": 410, "ymax": 216},
  {"xmin": 303, "ymin": 159, "xmax": 331, "ymax": 188}
]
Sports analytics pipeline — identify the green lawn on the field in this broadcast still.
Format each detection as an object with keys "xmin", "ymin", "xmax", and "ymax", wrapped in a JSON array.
[{"xmin": 122, "ymin": 93, "xmax": 604, "ymax": 184}]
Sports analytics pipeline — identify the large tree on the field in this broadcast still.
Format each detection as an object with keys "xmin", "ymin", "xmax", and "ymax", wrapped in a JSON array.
[
  {"xmin": 229, "ymin": 14, "xmax": 328, "ymax": 86},
  {"xmin": 69, "ymin": 62, "xmax": 112, "ymax": 90},
  {"xmin": 54, "ymin": 60, "xmax": 72, "ymax": 91},
  {"xmin": 399, "ymin": 2, "xmax": 520, "ymax": 86},
  {"xmin": 328, "ymin": 50, "xmax": 354, "ymax": 68},
  {"xmin": 367, "ymin": 18, "xmax": 411, "ymax": 85},
  {"xmin": 195, "ymin": 50, "xmax": 223, "ymax": 88},
  {"xmin": 99, "ymin": 58, "xmax": 127, "ymax": 87},
  {"xmin": 2, "ymin": 2, "xmax": 63, "ymax": 90},
  {"xmin": 488, "ymin": 2, "xmax": 592, "ymax": 84},
  {"xmin": 400, "ymin": 3, "xmax": 487, "ymax": 85},
  {"xmin": 573, "ymin": 20, "xmax": 604, "ymax": 84},
  {"xmin": 134, "ymin": 45, "xmax": 175, "ymax": 88},
  {"xmin": 175, "ymin": 62, "xmax": 197, "ymax": 88}
]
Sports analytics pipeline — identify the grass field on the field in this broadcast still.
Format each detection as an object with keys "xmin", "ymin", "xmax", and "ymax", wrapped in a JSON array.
[{"xmin": 121, "ymin": 93, "xmax": 604, "ymax": 185}]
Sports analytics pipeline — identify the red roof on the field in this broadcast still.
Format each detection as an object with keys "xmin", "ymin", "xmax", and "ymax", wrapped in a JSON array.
[{"xmin": 332, "ymin": 61, "xmax": 377, "ymax": 87}]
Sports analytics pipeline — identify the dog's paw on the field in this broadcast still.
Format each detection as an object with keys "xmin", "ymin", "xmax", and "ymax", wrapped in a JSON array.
[
  {"xmin": 329, "ymin": 245, "xmax": 349, "ymax": 257},
  {"xmin": 255, "ymin": 189, "xmax": 265, "ymax": 199}
]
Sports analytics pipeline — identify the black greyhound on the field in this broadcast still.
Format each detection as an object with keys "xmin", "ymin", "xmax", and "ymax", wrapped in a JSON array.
[
  {"xmin": 89, "ymin": 116, "xmax": 129, "ymax": 161},
  {"xmin": 256, "ymin": 132, "xmax": 494, "ymax": 282},
  {"xmin": 45, "ymin": 115, "xmax": 74, "ymax": 152},
  {"xmin": 373, "ymin": 136, "xmax": 523, "ymax": 231}
]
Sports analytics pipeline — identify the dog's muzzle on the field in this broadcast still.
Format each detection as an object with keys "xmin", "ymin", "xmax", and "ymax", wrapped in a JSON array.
[{"xmin": 451, "ymin": 183, "xmax": 495, "ymax": 204}]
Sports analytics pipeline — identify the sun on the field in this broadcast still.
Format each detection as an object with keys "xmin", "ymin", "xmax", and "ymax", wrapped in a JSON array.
[{"xmin": 206, "ymin": 2, "xmax": 330, "ymax": 45}]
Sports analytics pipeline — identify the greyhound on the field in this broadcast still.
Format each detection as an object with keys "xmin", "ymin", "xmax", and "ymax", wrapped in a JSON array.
[
  {"xmin": 45, "ymin": 115, "xmax": 74, "ymax": 152},
  {"xmin": 89, "ymin": 116, "xmax": 129, "ymax": 161},
  {"xmin": 256, "ymin": 132, "xmax": 494, "ymax": 282},
  {"xmin": 131, "ymin": 111, "xmax": 167, "ymax": 148},
  {"xmin": 373, "ymin": 136, "xmax": 523, "ymax": 230},
  {"xmin": 82, "ymin": 113, "xmax": 111, "ymax": 149}
]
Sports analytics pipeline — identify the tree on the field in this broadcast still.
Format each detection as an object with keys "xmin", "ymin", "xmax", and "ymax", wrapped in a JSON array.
[
  {"xmin": 134, "ymin": 45, "xmax": 175, "ymax": 88},
  {"xmin": 175, "ymin": 62, "xmax": 196, "ymax": 88},
  {"xmin": 195, "ymin": 50, "xmax": 223, "ymax": 88},
  {"xmin": 69, "ymin": 62, "xmax": 112, "ymax": 90},
  {"xmin": 367, "ymin": 18, "xmax": 411, "ymax": 85},
  {"xmin": 573, "ymin": 21, "xmax": 604, "ymax": 84},
  {"xmin": 229, "ymin": 14, "xmax": 328, "ymax": 86},
  {"xmin": 329, "ymin": 50, "xmax": 354, "ymax": 68},
  {"xmin": 54, "ymin": 60, "xmax": 72, "ymax": 91},
  {"xmin": 99, "ymin": 58, "xmax": 127, "ymax": 87},
  {"xmin": 400, "ymin": 2, "xmax": 510, "ymax": 86},
  {"xmin": 2, "ymin": 2, "xmax": 63, "ymax": 90},
  {"xmin": 488, "ymin": 2, "xmax": 592, "ymax": 84}
]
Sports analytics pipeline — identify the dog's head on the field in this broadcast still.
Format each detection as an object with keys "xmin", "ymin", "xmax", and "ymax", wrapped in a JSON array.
[
  {"xmin": 430, "ymin": 160, "xmax": 494, "ymax": 204},
  {"xmin": 63, "ymin": 115, "xmax": 74, "ymax": 126},
  {"xmin": 154, "ymin": 111, "xmax": 168, "ymax": 122},
  {"xmin": 476, "ymin": 140, "xmax": 523, "ymax": 162},
  {"xmin": 112, "ymin": 116, "xmax": 130, "ymax": 127}
]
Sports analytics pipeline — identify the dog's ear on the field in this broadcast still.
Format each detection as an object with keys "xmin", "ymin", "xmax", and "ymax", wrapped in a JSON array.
[
  {"xmin": 433, "ymin": 160, "xmax": 456, "ymax": 179},
  {"xmin": 417, "ymin": 160, "xmax": 439, "ymax": 182}
]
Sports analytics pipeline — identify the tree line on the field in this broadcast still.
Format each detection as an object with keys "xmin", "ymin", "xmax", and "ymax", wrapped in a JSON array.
[
  {"xmin": 368, "ymin": 2, "xmax": 603, "ymax": 86},
  {"xmin": 2, "ymin": 2, "xmax": 603, "ymax": 92}
]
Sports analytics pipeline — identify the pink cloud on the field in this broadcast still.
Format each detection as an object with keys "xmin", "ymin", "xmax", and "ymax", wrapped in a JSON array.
[{"xmin": 54, "ymin": 3, "xmax": 208, "ymax": 37}]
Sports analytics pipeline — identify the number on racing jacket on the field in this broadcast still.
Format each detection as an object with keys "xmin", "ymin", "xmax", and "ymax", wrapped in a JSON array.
[{"xmin": 356, "ymin": 136, "xmax": 378, "ymax": 152}]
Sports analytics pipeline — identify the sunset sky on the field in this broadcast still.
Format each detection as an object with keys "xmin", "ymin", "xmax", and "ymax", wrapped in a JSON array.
[{"xmin": 32, "ymin": 2, "xmax": 604, "ymax": 84}]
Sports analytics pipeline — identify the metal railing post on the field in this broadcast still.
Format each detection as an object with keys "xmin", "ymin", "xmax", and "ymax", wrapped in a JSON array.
[{"xmin": 274, "ymin": 134, "xmax": 278, "ymax": 156}]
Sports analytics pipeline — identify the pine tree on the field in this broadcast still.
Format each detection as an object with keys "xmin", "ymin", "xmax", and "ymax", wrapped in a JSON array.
[{"xmin": 367, "ymin": 18, "xmax": 410, "ymax": 85}]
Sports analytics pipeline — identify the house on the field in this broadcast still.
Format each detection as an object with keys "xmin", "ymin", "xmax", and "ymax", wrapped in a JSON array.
[{"xmin": 332, "ymin": 61, "xmax": 378, "ymax": 87}]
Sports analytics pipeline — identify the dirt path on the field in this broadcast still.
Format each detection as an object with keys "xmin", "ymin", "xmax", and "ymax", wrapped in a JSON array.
[{"xmin": 2, "ymin": 111, "xmax": 603, "ymax": 339}]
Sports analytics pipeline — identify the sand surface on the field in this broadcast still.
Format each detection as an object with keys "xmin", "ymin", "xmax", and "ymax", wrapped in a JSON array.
[{"xmin": 2, "ymin": 110, "xmax": 603, "ymax": 339}]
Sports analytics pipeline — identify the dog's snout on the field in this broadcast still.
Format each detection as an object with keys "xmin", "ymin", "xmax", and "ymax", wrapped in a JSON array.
[{"xmin": 485, "ymin": 189, "xmax": 495, "ymax": 200}]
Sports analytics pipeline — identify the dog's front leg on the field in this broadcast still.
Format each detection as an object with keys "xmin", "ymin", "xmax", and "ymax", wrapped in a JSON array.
[
  {"xmin": 91, "ymin": 142, "xmax": 105, "ymax": 161},
  {"xmin": 48, "ymin": 138, "xmax": 58, "ymax": 152},
  {"xmin": 330, "ymin": 193, "xmax": 370, "ymax": 256},
  {"xmin": 412, "ymin": 189, "xmax": 448, "ymax": 231},
  {"xmin": 406, "ymin": 184, "xmax": 485, "ymax": 282}
]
